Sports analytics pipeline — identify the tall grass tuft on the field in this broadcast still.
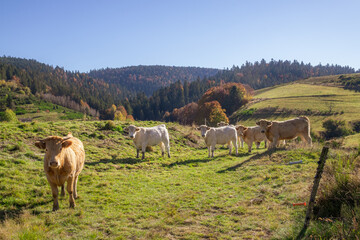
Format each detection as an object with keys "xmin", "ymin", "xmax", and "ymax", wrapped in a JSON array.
[{"xmin": 309, "ymin": 151, "xmax": 360, "ymax": 238}]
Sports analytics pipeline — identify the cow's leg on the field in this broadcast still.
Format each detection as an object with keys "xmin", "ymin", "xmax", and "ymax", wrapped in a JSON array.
[
  {"xmin": 136, "ymin": 148, "xmax": 140, "ymax": 158},
  {"xmin": 234, "ymin": 137, "xmax": 238, "ymax": 156},
  {"xmin": 228, "ymin": 141, "xmax": 232, "ymax": 155},
  {"xmin": 271, "ymin": 137, "xmax": 279, "ymax": 149},
  {"xmin": 240, "ymin": 136, "xmax": 244, "ymax": 148},
  {"xmin": 73, "ymin": 175, "xmax": 79, "ymax": 199},
  {"xmin": 141, "ymin": 145, "xmax": 146, "ymax": 160},
  {"xmin": 264, "ymin": 140, "xmax": 268, "ymax": 148},
  {"xmin": 50, "ymin": 182, "xmax": 59, "ymax": 211},
  {"xmin": 247, "ymin": 140, "xmax": 253, "ymax": 153},
  {"xmin": 163, "ymin": 138, "xmax": 171, "ymax": 158},
  {"xmin": 159, "ymin": 142, "xmax": 165, "ymax": 157},
  {"xmin": 211, "ymin": 144, "xmax": 215, "ymax": 158},
  {"xmin": 60, "ymin": 184, "xmax": 65, "ymax": 197},
  {"xmin": 208, "ymin": 146, "xmax": 211, "ymax": 158},
  {"xmin": 300, "ymin": 134, "xmax": 312, "ymax": 147},
  {"xmin": 67, "ymin": 177, "xmax": 75, "ymax": 208}
]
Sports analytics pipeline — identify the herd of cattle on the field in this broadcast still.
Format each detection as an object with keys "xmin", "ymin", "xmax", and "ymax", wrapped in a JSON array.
[{"xmin": 34, "ymin": 116, "xmax": 312, "ymax": 211}]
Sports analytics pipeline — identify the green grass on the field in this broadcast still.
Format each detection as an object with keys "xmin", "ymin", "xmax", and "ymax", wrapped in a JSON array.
[
  {"xmin": 231, "ymin": 80, "xmax": 360, "ymax": 148},
  {"xmin": 0, "ymin": 120, "xmax": 330, "ymax": 239}
]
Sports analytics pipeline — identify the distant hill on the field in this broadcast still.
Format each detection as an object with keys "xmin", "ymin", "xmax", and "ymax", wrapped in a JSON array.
[
  {"xmin": 0, "ymin": 79, "xmax": 87, "ymax": 121},
  {"xmin": 0, "ymin": 57, "xmax": 219, "ymax": 117},
  {"xmin": 1, "ymin": 57, "xmax": 357, "ymax": 120},
  {"xmin": 124, "ymin": 60, "xmax": 356, "ymax": 121},
  {"xmin": 88, "ymin": 66, "xmax": 219, "ymax": 96},
  {"xmin": 230, "ymin": 73, "xmax": 360, "ymax": 147}
]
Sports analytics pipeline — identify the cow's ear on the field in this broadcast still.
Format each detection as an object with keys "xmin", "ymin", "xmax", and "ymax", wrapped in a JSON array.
[
  {"xmin": 267, "ymin": 122, "xmax": 273, "ymax": 127},
  {"xmin": 135, "ymin": 127, "xmax": 140, "ymax": 132},
  {"xmin": 35, "ymin": 140, "xmax": 46, "ymax": 149},
  {"xmin": 62, "ymin": 140, "xmax": 73, "ymax": 149},
  {"xmin": 235, "ymin": 125, "xmax": 240, "ymax": 130},
  {"xmin": 206, "ymin": 127, "xmax": 210, "ymax": 130},
  {"xmin": 124, "ymin": 127, "xmax": 128, "ymax": 132},
  {"xmin": 244, "ymin": 127, "xmax": 248, "ymax": 131},
  {"xmin": 256, "ymin": 121, "xmax": 260, "ymax": 125},
  {"xmin": 196, "ymin": 127, "xmax": 200, "ymax": 130}
]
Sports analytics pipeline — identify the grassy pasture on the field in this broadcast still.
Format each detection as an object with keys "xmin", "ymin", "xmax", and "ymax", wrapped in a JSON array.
[
  {"xmin": 231, "ymin": 81, "xmax": 360, "ymax": 148},
  {"xmin": 0, "ymin": 120, "xmax": 328, "ymax": 239}
]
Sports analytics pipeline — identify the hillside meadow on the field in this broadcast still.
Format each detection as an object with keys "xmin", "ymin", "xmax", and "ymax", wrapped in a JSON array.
[
  {"xmin": 231, "ymin": 78, "xmax": 360, "ymax": 149},
  {"xmin": 0, "ymin": 119, "xmax": 336, "ymax": 239}
]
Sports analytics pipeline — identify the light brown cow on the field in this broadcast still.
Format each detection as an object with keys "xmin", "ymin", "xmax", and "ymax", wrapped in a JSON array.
[
  {"xmin": 256, "ymin": 117, "xmax": 312, "ymax": 149},
  {"xmin": 35, "ymin": 133, "xmax": 85, "ymax": 211},
  {"xmin": 235, "ymin": 125, "xmax": 267, "ymax": 152}
]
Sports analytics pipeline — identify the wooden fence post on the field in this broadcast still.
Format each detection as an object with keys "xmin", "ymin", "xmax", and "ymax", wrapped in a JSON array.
[{"xmin": 296, "ymin": 146, "xmax": 329, "ymax": 240}]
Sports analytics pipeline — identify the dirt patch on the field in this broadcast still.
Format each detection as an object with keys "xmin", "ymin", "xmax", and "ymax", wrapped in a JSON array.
[{"xmin": 184, "ymin": 133, "xmax": 201, "ymax": 148}]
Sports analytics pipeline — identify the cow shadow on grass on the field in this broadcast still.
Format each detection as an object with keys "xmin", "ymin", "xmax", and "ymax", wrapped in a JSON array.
[
  {"xmin": 217, "ymin": 149, "xmax": 279, "ymax": 173},
  {"xmin": 163, "ymin": 154, "xmax": 230, "ymax": 168},
  {"xmin": 0, "ymin": 199, "xmax": 53, "ymax": 222},
  {"xmin": 87, "ymin": 157, "xmax": 143, "ymax": 166}
]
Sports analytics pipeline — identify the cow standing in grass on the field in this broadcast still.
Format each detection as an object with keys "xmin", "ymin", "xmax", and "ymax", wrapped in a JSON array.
[
  {"xmin": 35, "ymin": 133, "xmax": 85, "ymax": 211},
  {"xmin": 235, "ymin": 125, "xmax": 267, "ymax": 153},
  {"xmin": 217, "ymin": 121, "xmax": 244, "ymax": 148},
  {"xmin": 126, "ymin": 124, "xmax": 171, "ymax": 159},
  {"xmin": 256, "ymin": 117, "xmax": 312, "ymax": 149},
  {"xmin": 197, "ymin": 125, "xmax": 238, "ymax": 158}
]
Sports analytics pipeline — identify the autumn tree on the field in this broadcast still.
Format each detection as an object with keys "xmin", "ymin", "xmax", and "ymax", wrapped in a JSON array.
[{"xmin": 197, "ymin": 100, "xmax": 228, "ymax": 126}]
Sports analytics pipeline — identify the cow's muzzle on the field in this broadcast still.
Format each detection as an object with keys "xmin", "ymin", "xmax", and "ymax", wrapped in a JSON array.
[
  {"xmin": 261, "ymin": 130, "xmax": 265, "ymax": 133},
  {"xmin": 49, "ymin": 161, "xmax": 59, "ymax": 168},
  {"xmin": 202, "ymin": 134, "xmax": 205, "ymax": 138},
  {"xmin": 130, "ymin": 135, "xmax": 134, "ymax": 139}
]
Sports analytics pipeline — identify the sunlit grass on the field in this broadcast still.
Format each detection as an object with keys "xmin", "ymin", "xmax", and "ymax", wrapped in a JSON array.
[{"xmin": 0, "ymin": 120, "xmax": 325, "ymax": 239}]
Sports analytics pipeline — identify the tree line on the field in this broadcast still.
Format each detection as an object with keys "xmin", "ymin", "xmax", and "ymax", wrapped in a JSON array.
[
  {"xmin": 123, "ymin": 59, "xmax": 356, "ymax": 122},
  {"xmin": 0, "ymin": 56, "xmax": 356, "ymax": 121}
]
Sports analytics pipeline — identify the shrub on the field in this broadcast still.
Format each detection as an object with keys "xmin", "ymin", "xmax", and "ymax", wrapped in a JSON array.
[
  {"xmin": 102, "ymin": 121, "xmax": 116, "ymax": 130},
  {"xmin": 311, "ymin": 153, "xmax": 360, "ymax": 238},
  {"xmin": 351, "ymin": 120, "xmax": 360, "ymax": 133},
  {"xmin": 2, "ymin": 109, "xmax": 18, "ymax": 122},
  {"xmin": 113, "ymin": 125, "xmax": 123, "ymax": 132},
  {"xmin": 322, "ymin": 119, "xmax": 352, "ymax": 139}
]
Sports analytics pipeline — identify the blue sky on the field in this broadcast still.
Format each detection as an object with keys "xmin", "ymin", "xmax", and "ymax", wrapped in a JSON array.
[{"xmin": 1, "ymin": 0, "xmax": 359, "ymax": 72}]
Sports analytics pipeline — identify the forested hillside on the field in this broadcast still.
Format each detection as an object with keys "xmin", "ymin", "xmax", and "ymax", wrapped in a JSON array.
[
  {"xmin": 89, "ymin": 66, "xmax": 219, "ymax": 96},
  {"xmin": 0, "ymin": 57, "xmax": 218, "ymax": 117},
  {"xmin": 124, "ymin": 59, "xmax": 356, "ymax": 121},
  {"xmin": 0, "ymin": 57, "xmax": 356, "ymax": 120}
]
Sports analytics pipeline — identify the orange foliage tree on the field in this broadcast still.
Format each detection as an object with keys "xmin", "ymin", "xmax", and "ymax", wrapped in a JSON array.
[
  {"xmin": 197, "ymin": 100, "xmax": 228, "ymax": 126},
  {"xmin": 198, "ymin": 82, "xmax": 253, "ymax": 116},
  {"xmin": 169, "ymin": 102, "xmax": 198, "ymax": 125}
]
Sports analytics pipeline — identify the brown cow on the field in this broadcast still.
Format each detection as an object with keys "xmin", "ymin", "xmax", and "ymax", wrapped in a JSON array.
[
  {"xmin": 35, "ymin": 133, "xmax": 85, "ymax": 211},
  {"xmin": 256, "ymin": 117, "xmax": 312, "ymax": 149},
  {"xmin": 235, "ymin": 125, "xmax": 267, "ymax": 152}
]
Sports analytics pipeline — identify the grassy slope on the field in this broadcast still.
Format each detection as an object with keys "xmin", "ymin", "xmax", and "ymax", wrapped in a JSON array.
[
  {"xmin": 231, "ymin": 74, "xmax": 360, "ymax": 148},
  {"xmin": 0, "ymin": 120, "xmax": 325, "ymax": 239}
]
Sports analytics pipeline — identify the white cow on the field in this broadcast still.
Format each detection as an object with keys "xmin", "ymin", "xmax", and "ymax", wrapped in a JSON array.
[
  {"xmin": 235, "ymin": 125, "xmax": 267, "ymax": 153},
  {"xmin": 126, "ymin": 124, "xmax": 170, "ymax": 159},
  {"xmin": 217, "ymin": 121, "xmax": 244, "ymax": 148},
  {"xmin": 197, "ymin": 125, "xmax": 238, "ymax": 158}
]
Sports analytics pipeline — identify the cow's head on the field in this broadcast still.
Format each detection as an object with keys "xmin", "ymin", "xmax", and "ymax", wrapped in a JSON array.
[
  {"xmin": 256, "ymin": 119, "xmax": 272, "ymax": 134},
  {"xmin": 196, "ymin": 125, "xmax": 210, "ymax": 138},
  {"xmin": 35, "ymin": 136, "xmax": 73, "ymax": 168},
  {"xmin": 235, "ymin": 125, "xmax": 248, "ymax": 136},
  {"xmin": 127, "ymin": 125, "xmax": 140, "ymax": 139}
]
